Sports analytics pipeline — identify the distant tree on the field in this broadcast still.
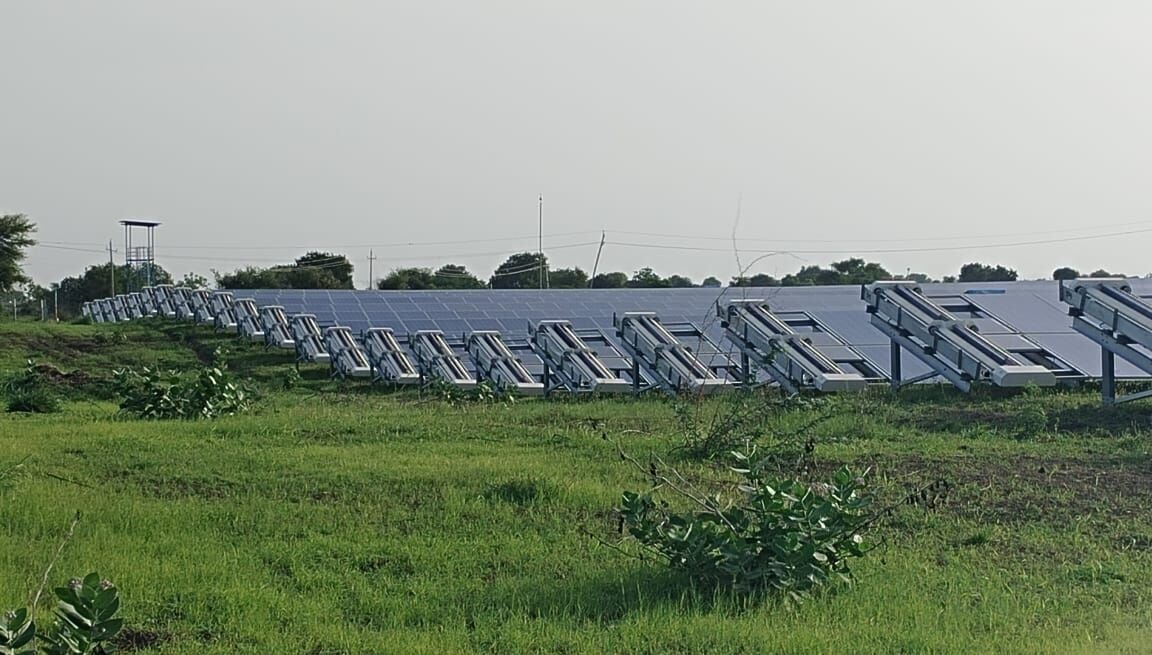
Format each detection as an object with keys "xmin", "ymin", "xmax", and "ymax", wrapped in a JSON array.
[
  {"xmin": 701, "ymin": 276, "xmax": 722, "ymax": 288},
  {"xmin": 664, "ymin": 274, "xmax": 695, "ymax": 288},
  {"xmin": 178, "ymin": 272, "xmax": 210, "ymax": 289},
  {"xmin": 1088, "ymin": 269, "xmax": 1123, "ymax": 278},
  {"xmin": 942, "ymin": 275, "xmax": 957, "ymax": 283},
  {"xmin": 626, "ymin": 267, "xmax": 665, "ymax": 288},
  {"xmin": 1052, "ymin": 267, "xmax": 1080, "ymax": 280},
  {"xmin": 958, "ymin": 262, "xmax": 1017, "ymax": 283},
  {"xmin": 433, "ymin": 264, "xmax": 485, "ymax": 289},
  {"xmin": 215, "ymin": 266, "xmax": 283, "ymax": 289},
  {"xmin": 490, "ymin": 252, "xmax": 546, "ymax": 289},
  {"xmin": 590, "ymin": 271, "xmax": 628, "ymax": 288},
  {"xmin": 748, "ymin": 273, "xmax": 778, "ymax": 286},
  {"xmin": 829, "ymin": 258, "xmax": 892, "ymax": 284},
  {"xmin": 549, "ymin": 267, "xmax": 589, "ymax": 289},
  {"xmin": 378, "ymin": 268, "xmax": 438, "ymax": 290},
  {"xmin": 51, "ymin": 262, "xmax": 172, "ymax": 316},
  {"xmin": 0, "ymin": 214, "xmax": 37, "ymax": 292},
  {"xmin": 295, "ymin": 252, "xmax": 354, "ymax": 289},
  {"xmin": 903, "ymin": 272, "xmax": 934, "ymax": 283}
]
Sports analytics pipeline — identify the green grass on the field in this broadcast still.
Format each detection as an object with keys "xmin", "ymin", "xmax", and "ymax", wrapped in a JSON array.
[{"xmin": 1, "ymin": 321, "xmax": 1151, "ymax": 653}]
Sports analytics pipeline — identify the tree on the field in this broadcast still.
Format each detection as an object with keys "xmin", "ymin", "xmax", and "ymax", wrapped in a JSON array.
[
  {"xmin": 295, "ymin": 252, "xmax": 354, "ymax": 289},
  {"xmin": 215, "ymin": 266, "xmax": 284, "ymax": 289},
  {"xmin": 701, "ymin": 276, "xmax": 722, "ymax": 288},
  {"xmin": 433, "ymin": 264, "xmax": 485, "ymax": 289},
  {"xmin": 1088, "ymin": 269, "xmax": 1123, "ymax": 278},
  {"xmin": 51, "ymin": 262, "xmax": 172, "ymax": 317},
  {"xmin": 178, "ymin": 272, "xmax": 210, "ymax": 289},
  {"xmin": 590, "ymin": 271, "xmax": 628, "ymax": 288},
  {"xmin": 958, "ymin": 263, "xmax": 1017, "ymax": 283},
  {"xmin": 549, "ymin": 267, "xmax": 589, "ymax": 289},
  {"xmin": 627, "ymin": 267, "xmax": 666, "ymax": 288},
  {"xmin": 749, "ymin": 273, "xmax": 778, "ymax": 287},
  {"xmin": 664, "ymin": 274, "xmax": 695, "ymax": 288},
  {"xmin": 1052, "ymin": 267, "xmax": 1080, "ymax": 280},
  {"xmin": 377, "ymin": 265, "xmax": 485, "ymax": 290},
  {"xmin": 378, "ymin": 268, "xmax": 437, "ymax": 290},
  {"xmin": 490, "ymin": 252, "xmax": 546, "ymax": 289},
  {"xmin": 899, "ymin": 272, "xmax": 935, "ymax": 284},
  {"xmin": 0, "ymin": 214, "xmax": 37, "ymax": 292}
]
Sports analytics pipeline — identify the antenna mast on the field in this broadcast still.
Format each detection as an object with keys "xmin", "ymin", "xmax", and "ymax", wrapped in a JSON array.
[{"xmin": 538, "ymin": 194, "xmax": 544, "ymax": 289}]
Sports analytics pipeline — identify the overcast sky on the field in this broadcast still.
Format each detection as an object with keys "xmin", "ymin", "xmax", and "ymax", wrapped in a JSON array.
[{"xmin": 4, "ymin": 1, "xmax": 1152, "ymax": 287}]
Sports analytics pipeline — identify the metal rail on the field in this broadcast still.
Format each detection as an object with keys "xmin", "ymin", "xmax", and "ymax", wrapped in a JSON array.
[{"xmin": 863, "ymin": 281, "xmax": 1056, "ymax": 391}]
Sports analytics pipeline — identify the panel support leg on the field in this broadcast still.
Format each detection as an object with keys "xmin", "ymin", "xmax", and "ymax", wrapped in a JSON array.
[
  {"xmin": 1102, "ymin": 347, "xmax": 1116, "ymax": 407},
  {"xmin": 889, "ymin": 341, "xmax": 901, "ymax": 391},
  {"xmin": 632, "ymin": 358, "xmax": 640, "ymax": 396}
]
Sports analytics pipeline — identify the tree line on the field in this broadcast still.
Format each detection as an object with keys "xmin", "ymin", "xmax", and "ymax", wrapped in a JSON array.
[{"xmin": 0, "ymin": 213, "xmax": 1136, "ymax": 318}]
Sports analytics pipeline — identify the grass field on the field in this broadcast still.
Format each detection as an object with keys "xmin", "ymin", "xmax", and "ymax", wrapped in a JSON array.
[{"xmin": 1, "ymin": 320, "xmax": 1151, "ymax": 654}]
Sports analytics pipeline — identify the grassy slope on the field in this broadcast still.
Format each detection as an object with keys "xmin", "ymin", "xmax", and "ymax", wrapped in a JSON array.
[{"xmin": 0, "ymin": 320, "xmax": 1150, "ymax": 654}]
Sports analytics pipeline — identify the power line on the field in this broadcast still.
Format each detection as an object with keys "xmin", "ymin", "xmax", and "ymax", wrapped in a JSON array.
[
  {"xmin": 611, "ymin": 219, "xmax": 1152, "ymax": 245},
  {"xmin": 605, "ymin": 226, "xmax": 1152, "ymax": 256}
]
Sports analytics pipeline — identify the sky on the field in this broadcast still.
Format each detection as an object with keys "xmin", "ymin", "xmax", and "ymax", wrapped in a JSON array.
[{"xmin": 4, "ymin": 1, "xmax": 1152, "ymax": 287}]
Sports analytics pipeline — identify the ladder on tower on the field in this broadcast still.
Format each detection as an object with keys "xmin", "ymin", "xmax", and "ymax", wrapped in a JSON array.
[
  {"xmin": 1060, "ymin": 278, "xmax": 1152, "ymax": 405},
  {"xmin": 465, "ymin": 331, "xmax": 545, "ymax": 395},
  {"xmin": 863, "ymin": 281, "xmax": 1057, "ymax": 391},
  {"xmin": 290, "ymin": 314, "xmax": 330, "ymax": 364},
  {"xmin": 719, "ymin": 300, "xmax": 873, "ymax": 393},
  {"xmin": 529, "ymin": 320, "xmax": 633, "ymax": 394},
  {"xmin": 409, "ymin": 330, "xmax": 477, "ymax": 389},
  {"xmin": 260, "ymin": 306, "xmax": 296, "ymax": 350},
  {"xmin": 323, "ymin": 327, "xmax": 373, "ymax": 379},
  {"xmin": 362, "ymin": 328, "xmax": 420, "ymax": 384},
  {"xmin": 614, "ymin": 312, "xmax": 734, "ymax": 394}
]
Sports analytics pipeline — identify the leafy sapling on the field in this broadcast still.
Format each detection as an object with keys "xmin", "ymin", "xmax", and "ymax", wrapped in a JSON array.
[{"xmin": 38, "ymin": 574, "xmax": 123, "ymax": 655}]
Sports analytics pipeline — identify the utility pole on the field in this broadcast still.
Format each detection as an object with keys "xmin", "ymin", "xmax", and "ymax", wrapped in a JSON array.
[
  {"xmin": 589, "ymin": 230, "xmax": 606, "ymax": 287},
  {"xmin": 368, "ymin": 250, "xmax": 376, "ymax": 290},
  {"xmin": 53, "ymin": 287, "xmax": 59, "ymax": 321},
  {"xmin": 538, "ymin": 194, "xmax": 544, "ymax": 289},
  {"xmin": 108, "ymin": 240, "xmax": 116, "ymax": 296}
]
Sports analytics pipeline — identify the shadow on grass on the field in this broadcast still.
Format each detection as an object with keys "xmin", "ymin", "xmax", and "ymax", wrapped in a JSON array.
[{"xmin": 478, "ymin": 565, "xmax": 795, "ymax": 625}]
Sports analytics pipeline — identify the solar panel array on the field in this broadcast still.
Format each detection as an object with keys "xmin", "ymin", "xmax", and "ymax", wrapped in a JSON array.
[{"xmin": 241, "ymin": 280, "xmax": 1152, "ymax": 380}]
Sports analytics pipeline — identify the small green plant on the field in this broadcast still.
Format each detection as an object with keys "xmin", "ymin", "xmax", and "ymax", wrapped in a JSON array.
[
  {"xmin": 279, "ymin": 367, "xmax": 303, "ymax": 391},
  {"xmin": 112, "ymin": 364, "xmax": 251, "ymax": 420},
  {"xmin": 3, "ymin": 361, "xmax": 61, "ymax": 414},
  {"xmin": 1, "ymin": 574, "xmax": 123, "ymax": 655},
  {"xmin": 427, "ymin": 379, "xmax": 516, "ymax": 407},
  {"xmin": 0, "ymin": 607, "xmax": 36, "ymax": 655},
  {"xmin": 616, "ymin": 447, "xmax": 875, "ymax": 597},
  {"xmin": 39, "ymin": 574, "xmax": 123, "ymax": 655}
]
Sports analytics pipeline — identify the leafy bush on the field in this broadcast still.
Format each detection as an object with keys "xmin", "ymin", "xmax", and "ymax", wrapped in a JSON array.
[
  {"xmin": 3, "ymin": 361, "xmax": 61, "ymax": 414},
  {"xmin": 112, "ymin": 365, "xmax": 251, "ymax": 420},
  {"xmin": 672, "ymin": 392, "xmax": 827, "ymax": 460},
  {"xmin": 617, "ymin": 449, "xmax": 874, "ymax": 597},
  {"xmin": 1, "ymin": 574, "xmax": 123, "ymax": 655},
  {"xmin": 428, "ymin": 379, "xmax": 516, "ymax": 407}
]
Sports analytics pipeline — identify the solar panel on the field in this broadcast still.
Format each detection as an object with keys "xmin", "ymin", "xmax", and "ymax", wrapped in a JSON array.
[{"xmin": 231, "ymin": 280, "xmax": 1152, "ymax": 384}]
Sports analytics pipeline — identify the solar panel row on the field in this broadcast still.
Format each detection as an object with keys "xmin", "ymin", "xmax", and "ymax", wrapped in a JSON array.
[{"xmin": 234, "ymin": 280, "xmax": 1152, "ymax": 380}]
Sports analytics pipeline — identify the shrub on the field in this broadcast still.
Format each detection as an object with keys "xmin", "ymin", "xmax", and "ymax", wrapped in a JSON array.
[
  {"xmin": 3, "ymin": 361, "xmax": 61, "ymax": 414},
  {"xmin": 1, "ymin": 573, "xmax": 123, "ymax": 655},
  {"xmin": 617, "ymin": 448, "xmax": 875, "ymax": 597},
  {"xmin": 112, "ymin": 365, "xmax": 251, "ymax": 420},
  {"xmin": 672, "ymin": 392, "xmax": 827, "ymax": 460}
]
